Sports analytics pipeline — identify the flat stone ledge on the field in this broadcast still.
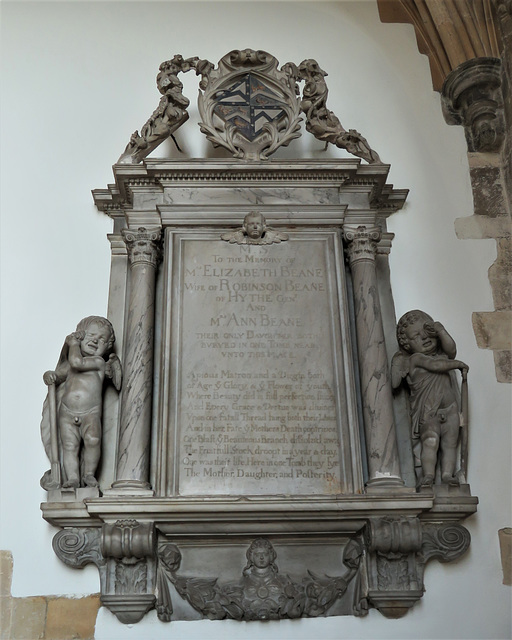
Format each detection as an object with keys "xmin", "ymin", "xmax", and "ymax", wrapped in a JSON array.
[
  {"xmin": 40, "ymin": 493, "xmax": 480, "ymax": 535},
  {"xmin": 455, "ymin": 214, "xmax": 512, "ymax": 239},
  {"xmin": 472, "ymin": 311, "xmax": 512, "ymax": 349}
]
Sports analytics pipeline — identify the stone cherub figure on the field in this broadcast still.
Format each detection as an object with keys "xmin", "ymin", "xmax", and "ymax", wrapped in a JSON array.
[
  {"xmin": 222, "ymin": 212, "xmax": 289, "ymax": 245},
  {"xmin": 40, "ymin": 316, "xmax": 122, "ymax": 490},
  {"xmin": 391, "ymin": 310, "xmax": 469, "ymax": 488},
  {"xmin": 238, "ymin": 538, "xmax": 304, "ymax": 620}
]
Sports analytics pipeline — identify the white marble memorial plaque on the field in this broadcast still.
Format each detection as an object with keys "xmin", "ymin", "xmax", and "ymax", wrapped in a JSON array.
[{"xmin": 162, "ymin": 229, "xmax": 359, "ymax": 496}]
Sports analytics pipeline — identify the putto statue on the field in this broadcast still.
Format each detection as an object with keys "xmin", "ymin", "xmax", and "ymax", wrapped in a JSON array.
[
  {"xmin": 221, "ymin": 212, "xmax": 289, "ymax": 245},
  {"xmin": 391, "ymin": 310, "xmax": 469, "ymax": 488},
  {"xmin": 40, "ymin": 316, "xmax": 122, "ymax": 490}
]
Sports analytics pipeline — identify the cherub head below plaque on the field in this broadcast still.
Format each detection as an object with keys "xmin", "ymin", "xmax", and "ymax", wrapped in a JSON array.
[
  {"xmin": 243, "ymin": 537, "xmax": 278, "ymax": 576},
  {"xmin": 222, "ymin": 212, "xmax": 289, "ymax": 245}
]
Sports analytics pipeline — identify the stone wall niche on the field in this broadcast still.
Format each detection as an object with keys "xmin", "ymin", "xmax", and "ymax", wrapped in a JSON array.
[{"xmin": 40, "ymin": 49, "xmax": 478, "ymax": 626}]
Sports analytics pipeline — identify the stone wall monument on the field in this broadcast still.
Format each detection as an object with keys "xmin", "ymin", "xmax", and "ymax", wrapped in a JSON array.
[{"xmin": 40, "ymin": 49, "xmax": 478, "ymax": 624}]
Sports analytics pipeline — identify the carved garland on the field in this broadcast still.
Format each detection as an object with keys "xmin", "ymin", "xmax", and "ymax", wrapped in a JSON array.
[{"xmin": 156, "ymin": 538, "xmax": 366, "ymax": 622}]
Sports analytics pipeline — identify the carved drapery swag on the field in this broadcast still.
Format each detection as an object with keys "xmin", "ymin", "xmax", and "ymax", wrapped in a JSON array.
[{"xmin": 156, "ymin": 539, "xmax": 366, "ymax": 621}]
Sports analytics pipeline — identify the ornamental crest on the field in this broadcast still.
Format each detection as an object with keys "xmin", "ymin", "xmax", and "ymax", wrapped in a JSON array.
[
  {"xmin": 197, "ymin": 49, "xmax": 302, "ymax": 160},
  {"xmin": 117, "ymin": 49, "xmax": 383, "ymax": 165}
]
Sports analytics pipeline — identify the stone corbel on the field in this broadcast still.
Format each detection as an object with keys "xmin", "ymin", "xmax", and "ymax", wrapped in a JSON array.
[
  {"xmin": 365, "ymin": 517, "xmax": 423, "ymax": 618},
  {"xmin": 365, "ymin": 517, "xmax": 471, "ymax": 618},
  {"xmin": 53, "ymin": 520, "xmax": 157, "ymax": 624},
  {"xmin": 441, "ymin": 57, "xmax": 504, "ymax": 152}
]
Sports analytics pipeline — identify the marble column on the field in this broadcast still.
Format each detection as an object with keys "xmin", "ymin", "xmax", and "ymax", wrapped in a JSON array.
[
  {"xmin": 344, "ymin": 225, "xmax": 403, "ymax": 489},
  {"xmin": 111, "ymin": 227, "xmax": 162, "ymax": 494}
]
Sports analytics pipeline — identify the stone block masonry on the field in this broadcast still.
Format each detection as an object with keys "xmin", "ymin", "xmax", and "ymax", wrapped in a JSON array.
[{"xmin": 0, "ymin": 551, "xmax": 100, "ymax": 640}]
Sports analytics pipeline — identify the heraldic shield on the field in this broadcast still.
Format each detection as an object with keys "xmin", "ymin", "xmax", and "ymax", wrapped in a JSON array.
[{"xmin": 197, "ymin": 49, "xmax": 303, "ymax": 160}]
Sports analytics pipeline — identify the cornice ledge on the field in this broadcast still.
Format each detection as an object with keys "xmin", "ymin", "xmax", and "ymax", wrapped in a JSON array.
[
  {"xmin": 118, "ymin": 158, "xmax": 391, "ymax": 185},
  {"xmin": 40, "ymin": 494, "xmax": 436, "ymax": 530}
]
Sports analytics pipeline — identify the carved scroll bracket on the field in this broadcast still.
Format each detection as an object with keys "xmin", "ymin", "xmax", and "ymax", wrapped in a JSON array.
[
  {"xmin": 100, "ymin": 520, "xmax": 157, "ymax": 624},
  {"xmin": 54, "ymin": 521, "xmax": 157, "ymax": 625},
  {"xmin": 365, "ymin": 517, "xmax": 471, "ymax": 618}
]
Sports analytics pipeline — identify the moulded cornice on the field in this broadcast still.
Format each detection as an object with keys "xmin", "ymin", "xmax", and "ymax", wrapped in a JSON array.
[
  {"xmin": 92, "ymin": 159, "xmax": 407, "ymax": 216},
  {"xmin": 41, "ymin": 493, "xmax": 477, "ymax": 532}
]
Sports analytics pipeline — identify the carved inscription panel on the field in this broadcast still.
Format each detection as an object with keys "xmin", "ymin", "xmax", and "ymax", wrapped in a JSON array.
[{"xmin": 161, "ymin": 229, "xmax": 361, "ymax": 496}]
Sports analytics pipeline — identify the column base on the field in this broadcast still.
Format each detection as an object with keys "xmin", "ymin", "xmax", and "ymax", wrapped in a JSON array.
[
  {"xmin": 105, "ymin": 480, "xmax": 155, "ymax": 497},
  {"xmin": 365, "ymin": 476, "xmax": 414, "ymax": 495}
]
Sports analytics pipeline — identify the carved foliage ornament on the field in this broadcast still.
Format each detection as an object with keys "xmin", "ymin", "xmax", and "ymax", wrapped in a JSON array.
[
  {"xmin": 51, "ymin": 521, "xmax": 471, "ymax": 624},
  {"xmin": 118, "ymin": 49, "xmax": 382, "ymax": 163},
  {"xmin": 122, "ymin": 227, "xmax": 162, "ymax": 268},
  {"xmin": 156, "ymin": 537, "xmax": 366, "ymax": 622},
  {"xmin": 343, "ymin": 226, "xmax": 381, "ymax": 263},
  {"xmin": 118, "ymin": 55, "xmax": 199, "ymax": 164},
  {"xmin": 284, "ymin": 59, "xmax": 382, "ymax": 163}
]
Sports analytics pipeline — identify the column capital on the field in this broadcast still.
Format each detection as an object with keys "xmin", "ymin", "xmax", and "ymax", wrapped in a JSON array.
[
  {"xmin": 343, "ymin": 225, "xmax": 381, "ymax": 264},
  {"xmin": 122, "ymin": 227, "xmax": 162, "ymax": 268}
]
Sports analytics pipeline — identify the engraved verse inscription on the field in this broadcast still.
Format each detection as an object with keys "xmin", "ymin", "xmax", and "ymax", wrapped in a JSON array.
[{"xmin": 175, "ymin": 234, "xmax": 344, "ymax": 496}]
